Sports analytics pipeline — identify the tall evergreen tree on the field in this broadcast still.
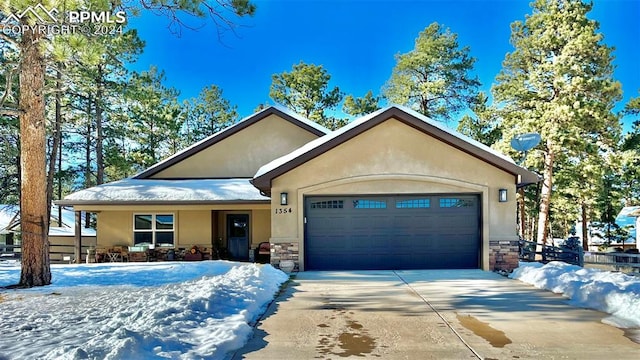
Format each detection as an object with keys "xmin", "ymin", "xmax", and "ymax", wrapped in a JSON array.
[
  {"xmin": 492, "ymin": 0, "xmax": 622, "ymax": 245},
  {"xmin": 126, "ymin": 67, "xmax": 183, "ymax": 170},
  {"xmin": 456, "ymin": 92, "xmax": 502, "ymax": 146},
  {"xmin": 269, "ymin": 61, "xmax": 345, "ymax": 129},
  {"xmin": 619, "ymin": 94, "xmax": 640, "ymax": 205},
  {"xmin": 182, "ymin": 85, "xmax": 238, "ymax": 144},
  {"xmin": 0, "ymin": 0, "xmax": 256, "ymax": 287},
  {"xmin": 383, "ymin": 22, "xmax": 480, "ymax": 122},
  {"xmin": 343, "ymin": 91, "xmax": 380, "ymax": 117},
  {"xmin": 0, "ymin": 39, "xmax": 20, "ymax": 204}
]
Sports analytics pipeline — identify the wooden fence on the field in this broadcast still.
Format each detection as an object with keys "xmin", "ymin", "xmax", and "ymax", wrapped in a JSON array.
[
  {"xmin": 519, "ymin": 239, "xmax": 640, "ymax": 274},
  {"xmin": 518, "ymin": 239, "xmax": 584, "ymax": 266},
  {"xmin": 1, "ymin": 242, "xmax": 96, "ymax": 264}
]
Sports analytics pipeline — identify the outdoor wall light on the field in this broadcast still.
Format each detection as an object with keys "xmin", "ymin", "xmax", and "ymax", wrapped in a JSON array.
[
  {"xmin": 280, "ymin": 192, "xmax": 288, "ymax": 206},
  {"xmin": 498, "ymin": 189, "xmax": 508, "ymax": 202}
]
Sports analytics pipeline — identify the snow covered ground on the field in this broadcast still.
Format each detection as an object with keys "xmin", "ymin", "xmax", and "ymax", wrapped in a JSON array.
[
  {"xmin": 0, "ymin": 261, "xmax": 288, "ymax": 360},
  {"xmin": 1, "ymin": 260, "xmax": 638, "ymax": 359},
  {"xmin": 510, "ymin": 261, "xmax": 640, "ymax": 328}
]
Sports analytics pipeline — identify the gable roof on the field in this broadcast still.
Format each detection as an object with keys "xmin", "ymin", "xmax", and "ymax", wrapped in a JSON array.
[
  {"xmin": 134, "ymin": 106, "xmax": 330, "ymax": 179},
  {"xmin": 252, "ymin": 105, "xmax": 540, "ymax": 194},
  {"xmin": 57, "ymin": 178, "xmax": 269, "ymax": 206}
]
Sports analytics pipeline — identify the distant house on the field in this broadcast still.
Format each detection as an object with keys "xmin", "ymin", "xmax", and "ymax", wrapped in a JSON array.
[
  {"xmin": 616, "ymin": 206, "xmax": 639, "ymax": 245},
  {"xmin": 0, "ymin": 204, "xmax": 96, "ymax": 262},
  {"xmin": 59, "ymin": 106, "xmax": 539, "ymax": 271}
]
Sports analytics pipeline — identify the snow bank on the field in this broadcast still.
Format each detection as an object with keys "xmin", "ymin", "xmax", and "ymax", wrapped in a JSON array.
[
  {"xmin": 0, "ymin": 261, "xmax": 288, "ymax": 360},
  {"xmin": 510, "ymin": 261, "xmax": 640, "ymax": 328}
]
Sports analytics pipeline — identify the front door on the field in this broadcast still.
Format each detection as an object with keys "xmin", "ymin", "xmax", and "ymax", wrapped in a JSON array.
[{"xmin": 227, "ymin": 214, "xmax": 249, "ymax": 261}]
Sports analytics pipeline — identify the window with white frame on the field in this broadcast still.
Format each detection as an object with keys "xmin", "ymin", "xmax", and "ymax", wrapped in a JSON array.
[{"xmin": 133, "ymin": 214, "xmax": 174, "ymax": 247}]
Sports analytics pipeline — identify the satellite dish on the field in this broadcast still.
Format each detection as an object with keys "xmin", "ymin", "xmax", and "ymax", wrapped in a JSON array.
[
  {"xmin": 510, "ymin": 132, "xmax": 541, "ymax": 152},
  {"xmin": 510, "ymin": 132, "xmax": 541, "ymax": 165}
]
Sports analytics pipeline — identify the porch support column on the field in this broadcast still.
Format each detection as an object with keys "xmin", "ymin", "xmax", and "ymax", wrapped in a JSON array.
[
  {"xmin": 636, "ymin": 216, "xmax": 639, "ymax": 251},
  {"xmin": 75, "ymin": 211, "xmax": 82, "ymax": 264}
]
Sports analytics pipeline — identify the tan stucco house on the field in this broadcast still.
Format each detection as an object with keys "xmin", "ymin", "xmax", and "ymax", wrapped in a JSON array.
[{"xmin": 59, "ymin": 105, "xmax": 539, "ymax": 271}]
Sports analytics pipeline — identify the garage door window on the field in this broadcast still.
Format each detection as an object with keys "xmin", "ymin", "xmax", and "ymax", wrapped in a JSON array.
[
  {"xmin": 396, "ymin": 198, "xmax": 430, "ymax": 208},
  {"xmin": 439, "ymin": 198, "xmax": 474, "ymax": 208},
  {"xmin": 353, "ymin": 199, "xmax": 386, "ymax": 209},
  {"xmin": 310, "ymin": 200, "xmax": 344, "ymax": 209}
]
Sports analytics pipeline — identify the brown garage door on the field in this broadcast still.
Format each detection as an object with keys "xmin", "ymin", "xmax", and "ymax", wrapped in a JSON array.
[{"xmin": 304, "ymin": 194, "xmax": 480, "ymax": 270}]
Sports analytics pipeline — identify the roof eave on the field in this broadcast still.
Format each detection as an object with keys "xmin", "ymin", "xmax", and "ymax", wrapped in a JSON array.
[
  {"xmin": 55, "ymin": 199, "xmax": 271, "ymax": 207},
  {"xmin": 251, "ymin": 106, "xmax": 542, "ymax": 190}
]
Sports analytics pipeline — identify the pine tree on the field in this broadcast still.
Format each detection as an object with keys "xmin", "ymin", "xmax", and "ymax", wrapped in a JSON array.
[
  {"xmin": 492, "ymin": 0, "xmax": 622, "ymax": 245},
  {"xmin": 182, "ymin": 85, "xmax": 238, "ymax": 144},
  {"xmin": 383, "ymin": 22, "xmax": 480, "ymax": 122},
  {"xmin": 456, "ymin": 92, "xmax": 502, "ymax": 146},
  {"xmin": 0, "ymin": 0, "xmax": 256, "ymax": 287},
  {"xmin": 619, "ymin": 95, "xmax": 640, "ymax": 205},
  {"xmin": 343, "ymin": 91, "xmax": 380, "ymax": 117},
  {"xmin": 269, "ymin": 61, "xmax": 345, "ymax": 129}
]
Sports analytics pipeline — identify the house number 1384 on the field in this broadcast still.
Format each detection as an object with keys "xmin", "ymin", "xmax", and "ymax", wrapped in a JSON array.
[{"xmin": 275, "ymin": 208, "xmax": 292, "ymax": 214}]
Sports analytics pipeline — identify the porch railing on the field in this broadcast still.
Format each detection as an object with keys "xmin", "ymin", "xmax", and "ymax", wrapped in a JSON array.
[{"xmin": 1, "ymin": 244, "xmax": 92, "ymax": 263}]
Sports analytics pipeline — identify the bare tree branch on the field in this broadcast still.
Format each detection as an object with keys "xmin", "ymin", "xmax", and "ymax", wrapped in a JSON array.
[
  {"xmin": 0, "ymin": 107, "xmax": 22, "ymax": 117},
  {"xmin": 0, "ymin": 31, "xmax": 18, "ymax": 46},
  {"xmin": 134, "ymin": 0, "xmax": 254, "ymax": 41},
  {"xmin": 0, "ymin": 67, "xmax": 16, "ymax": 107}
]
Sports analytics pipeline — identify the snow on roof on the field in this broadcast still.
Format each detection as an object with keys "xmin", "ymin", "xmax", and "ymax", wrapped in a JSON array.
[
  {"xmin": 60, "ymin": 178, "xmax": 269, "ymax": 204},
  {"xmin": 618, "ymin": 206, "xmax": 640, "ymax": 218},
  {"xmin": 134, "ymin": 106, "xmax": 329, "ymax": 179},
  {"xmin": 48, "ymin": 226, "xmax": 96, "ymax": 237},
  {"xmin": 0, "ymin": 205, "xmax": 18, "ymax": 234},
  {"xmin": 255, "ymin": 104, "xmax": 517, "ymax": 178},
  {"xmin": 269, "ymin": 104, "xmax": 331, "ymax": 134}
]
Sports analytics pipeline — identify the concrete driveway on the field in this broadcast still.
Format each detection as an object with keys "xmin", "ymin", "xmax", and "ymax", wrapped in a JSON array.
[{"xmin": 232, "ymin": 270, "xmax": 639, "ymax": 359}]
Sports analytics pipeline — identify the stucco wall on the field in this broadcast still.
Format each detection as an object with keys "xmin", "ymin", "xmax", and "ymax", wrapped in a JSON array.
[
  {"xmin": 252, "ymin": 209, "xmax": 271, "ymax": 247},
  {"xmin": 150, "ymin": 114, "xmax": 320, "ymax": 178},
  {"xmin": 268, "ymin": 118, "xmax": 518, "ymax": 271},
  {"xmin": 97, "ymin": 211, "xmax": 133, "ymax": 246},
  {"xmin": 177, "ymin": 210, "xmax": 211, "ymax": 248},
  {"xmin": 96, "ymin": 207, "xmax": 271, "ymax": 252}
]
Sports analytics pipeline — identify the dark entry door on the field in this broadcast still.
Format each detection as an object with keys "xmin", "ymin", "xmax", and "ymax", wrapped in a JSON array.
[{"xmin": 227, "ymin": 214, "xmax": 249, "ymax": 260}]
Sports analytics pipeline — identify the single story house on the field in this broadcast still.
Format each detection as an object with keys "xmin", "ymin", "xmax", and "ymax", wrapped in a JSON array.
[{"xmin": 59, "ymin": 105, "xmax": 539, "ymax": 271}]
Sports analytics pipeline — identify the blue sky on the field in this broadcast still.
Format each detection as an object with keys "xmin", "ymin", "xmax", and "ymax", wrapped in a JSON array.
[{"xmin": 127, "ymin": 0, "xmax": 640, "ymax": 131}]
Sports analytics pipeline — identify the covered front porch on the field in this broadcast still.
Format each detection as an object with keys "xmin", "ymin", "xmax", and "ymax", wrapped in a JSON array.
[{"xmin": 57, "ymin": 178, "xmax": 273, "ymax": 265}]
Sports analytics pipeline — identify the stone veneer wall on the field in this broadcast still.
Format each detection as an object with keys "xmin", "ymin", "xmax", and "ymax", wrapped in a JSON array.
[
  {"xmin": 269, "ymin": 240, "xmax": 518, "ymax": 272},
  {"xmin": 489, "ymin": 240, "xmax": 519, "ymax": 271},
  {"xmin": 270, "ymin": 242, "xmax": 299, "ymax": 271}
]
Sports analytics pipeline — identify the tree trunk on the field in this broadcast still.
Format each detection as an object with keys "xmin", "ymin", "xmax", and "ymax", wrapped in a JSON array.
[
  {"xmin": 536, "ymin": 142, "xmax": 554, "ymax": 246},
  {"xmin": 19, "ymin": 24, "xmax": 51, "ymax": 287},
  {"xmin": 85, "ymin": 96, "xmax": 92, "ymax": 228},
  {"xmin": 95, "ymin": 66, "xmax": 104, "ymax": 186},
  {"xmin": 58, "ymin": 117, "xmax": 63, "ymax": 224},
  {"xmin": 46, "ymin": 68, "xmax": 63, "ymax": 226},
  {"xmin": 518, "ymin": 187, "xmax": 525, "ymax": 239},
  {"xmin": 581, "ymin": 202, "xmax": 589, "ymax": 251}
]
